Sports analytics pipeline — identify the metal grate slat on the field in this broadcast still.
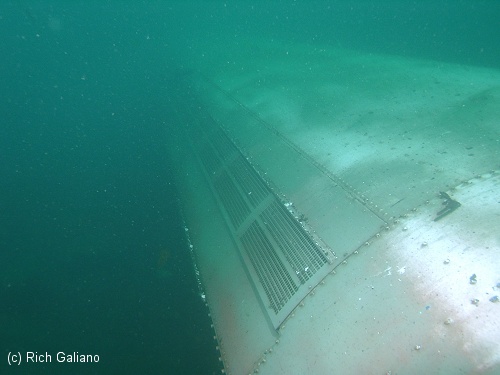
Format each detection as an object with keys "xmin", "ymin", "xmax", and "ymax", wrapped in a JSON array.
[
  {"xmin": 211, "ymin": 125, "xmax": 238, "ymax": 162},
  {"xmin": 241, "ymin": 222, "xmax": 298, "ymax": 312},
  {"xmin": 229, "ymin": 157, "xmax": 269, "ymax": 208},
  {"xmin": 261, "ymin": 208, "xmax": 310, "ymax": 283},
  {"xmin": 272, "ymin": 201, "xmax": 329, "ymax": 268},
  {"xmin": 213, "ymin": 171, "xmax": 250, "ymax": 229}
]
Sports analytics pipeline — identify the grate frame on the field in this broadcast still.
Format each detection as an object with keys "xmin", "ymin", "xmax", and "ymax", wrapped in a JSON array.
[{"xmin": 187, "ymin": 113, "xmax": 334, "ymax": 328}]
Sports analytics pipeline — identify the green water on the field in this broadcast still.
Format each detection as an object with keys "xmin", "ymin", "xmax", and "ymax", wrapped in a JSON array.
[
  {"xmin": 1, "ymin": 1, "xmax": 498, "ymax": 374},
  {"xmin": 0, "ymin": 2, "xmax": 220, "ymax": 374}
]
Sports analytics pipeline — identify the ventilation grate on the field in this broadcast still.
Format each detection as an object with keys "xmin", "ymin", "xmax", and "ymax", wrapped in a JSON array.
[
  {"xmin": 188, "ymin": 113, "xmax": 333, "ymax": 328},
  {"xmin": 229, "ymin": 156, "xmax": 268, "ymax": 209},
  {"xmin": 241, "ymin": 221, "xmax": 299, "ymax": 313},
  {"xmin": 210, "ymin": 125, "xmax": 238, "ymax": 162},
  {"xmin": 213, "ymin": 170, "xmax": 251, "ymax": 229},
  {"xmin": 261, "ymin": 201, "xmax": 328, "ymax": 282}
]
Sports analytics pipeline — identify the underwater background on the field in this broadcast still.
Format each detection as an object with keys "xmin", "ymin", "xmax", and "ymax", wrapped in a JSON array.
[
  {"xmin": 1, "ymin": 1, "xmax": 498, "ymax": 374},
  {"xmin": 1, "ymin": 1, "xmax": 223, "ymax": 374}
]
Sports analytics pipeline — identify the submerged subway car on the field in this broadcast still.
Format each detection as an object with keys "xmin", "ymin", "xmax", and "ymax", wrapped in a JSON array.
[{"xmin": 166, "ymin": 46, "xmax": 500, "ymax": 374}]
